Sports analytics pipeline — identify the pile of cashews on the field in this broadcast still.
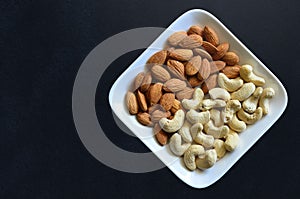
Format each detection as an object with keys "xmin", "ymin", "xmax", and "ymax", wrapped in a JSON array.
[{"xmin": 158, "ymin": 64, "xmax": 275, "ymax": 171}]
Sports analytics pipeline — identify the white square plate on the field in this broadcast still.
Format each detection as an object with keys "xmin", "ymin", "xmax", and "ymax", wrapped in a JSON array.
[{"xmin": 108, "ymin": 9, "xmax": 288, "ymax": 188}]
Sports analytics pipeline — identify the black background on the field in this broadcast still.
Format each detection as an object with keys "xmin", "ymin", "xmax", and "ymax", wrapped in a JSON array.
[{"xmin": 1, "ymin": 0, "xmax": 300, "ymax": 198}]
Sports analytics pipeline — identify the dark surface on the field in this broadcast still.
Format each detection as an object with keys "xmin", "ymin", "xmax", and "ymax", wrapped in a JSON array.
[{"xmin": 1, "ymin": 0, "xmax": 300, "ymax": 198}]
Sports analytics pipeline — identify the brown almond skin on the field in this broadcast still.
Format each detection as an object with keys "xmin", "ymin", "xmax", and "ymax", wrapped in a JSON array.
[
  {"xmin": 222, "ymin": 52, "xmax": 240, "ymax": 66},
  {"xmin": 147, "ymin": 83, "xmax": 163, "ymax": 106},
  {"xmin": 176, "ymin": 87, "xmax": 194, "ymax": 101},
  {"xmin": 202, "ymin": 41, "xmax": 218, "ymax": 55},
  {"xmin": 148, "ymin": 104, "xmax": 163, "ymax": 114},
  {"xmin": 133, "ymin": 72, "xmax": 145, "ymax": 91},
  {"xmin": 187, "ymin": 75, "xmax": 203, "ymax": 88},
  {"xmin": 151, "ymin": 110, "xmax": 171, "ymax": 123},
  {"xmin": 212, "ymin": 42, "xmax": 229, "ymax": 60},
  {"xmin": 136, "ymin": 112, "xmax": 153, "ymax": 126},
  {"xmin": 154, "ymin": 123, "xmax": 168, "ymax": 145},
  {"xmin": 136, "ymin": 90, "xmax": 148, "ymax": 112},
  {"xmin": 198, "ymin": 58, "xmax": 211, "ymax": 80},
  {"xmin": 193, "ymin": 48, "xmax": 212, "ymax": 61},
  {"xmin": 187, "ymin": 25, "xmax": 203, "ymax": 36},
  {"xmin": 140, "ymin": 72, "xmax": 152, "ymax": 93},
  {"xmin": 163, "ymin": 78, "xmax": 186, "ymax": 92},
  {"xmin": 168, "ymin": 49, "xmax": 193, "ymax": 62},
  {"xmin": 210, "ymin": 60, "xmax": 226, "ymax": 74},
  {"xmin": 160, "ymin": 93, "xmax": 175, "ymax": 111},
  {"xmin": 167, "ymin": 31, "xmax": 187, "ymax": 46},
  {"xmin": 151, "ymin": 65, "xmax": 171, "ymax": 82},
  {"xmin": 170, "ymin": 99, "xmax": 181, "ymax": 114},
  {"xmin": 167, "ymin": 59, "xmax": 185, "ymax": 80},
  {"xmin": 179, "ymin": 34, "xmax": 203, "ymax": 49},
  {"xmin": 126, "ymin": 91, "xmax": 138, "ymax": 115},
  {"xmin": 185, "ymin": 56, "xmax": 202, "ymax": 76},
  {"xmin": 221, "ymin": 65, "xmax": 241, "ymax": 78},
  {"xmin": 147, "ymin": 50, "xmax": 167, "ymax": 65},
  {"xmin": 203, "ymin": 26, "xmax": 219, "ymax": 46},
  {"xmin": 201, "ymin": 73, "xmax": 218, "ymax": 94}
]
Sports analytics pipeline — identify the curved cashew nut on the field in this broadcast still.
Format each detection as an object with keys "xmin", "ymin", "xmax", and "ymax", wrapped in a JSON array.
[
  {"xmin": 204, "ymin": 120, "xmax": 229, "ymax": 138},
  {"xmin": 169, "ymin": 133, "xmax": 191, "ymax": 156},
  {"xmin": 184, "ymin": 145, "xmax": 205, "ymax": 170},
  {"xmin": 190, "ymin": 122, "xmax": 203, "ymax": 139},
  {"xmin": 209, "ymin": 87, "xmax": 231, "ymax": 101},
  {"xmin": 182, "ymin": 88, "xmax": 204, "ymax": 110},
  {"xmin": 240, "ymin": 64, "xmax": 265, "ymax": 86},
  {"xmin": 242, "ymin": 87, "xmax": 263, "ymax": 113},
  {"xmin": 178, "ymin": 120, "xmax": 192, "ymax": 143},
  {"xmin": 210, "ymin": 109, "xmax": 225, "ymax": 127},
  {"xmin": 186, "ymin": 109, "xmax": 210, "ymax": 124},
  {"xmin": 214, "ymin": 139, "xmax": 226, "ymax": 158},
  {"xmin": 159, "ymin": 109, "xmax": 185, "ymax": 133},
  {"xmin": 259, "ymin": 87, "xmax": 275, "ymax": 115},
  {"xmin": 196, "ymin": 149, "xmax": 217, "ymax": 170},
  {"xmin": 225, "ymin": 131, "xmax": 239, "ymax": 151},
  {"xmin": 223, "ymin": 100, "xmax": 241, "ymax": 123},
  {"xmin": 228, "ymin": 114, "xmax": 247, "ymax": 133},
  {"xmin": 190, "ymin": 123, "xmax": 214, "ymax": 148},
  {"xmin": 237, "ymin": 107, "xmax": 263, "ymax": 124},
  {"xmin": 218, "ymin": 73, "xmax": 244, "ymax": 92},
  {"xmin": 200, "ymin": 99, "xmax": 226, "ymax": 110},
  {"xmin": 231, "ymin": 82, "xmax": 256, "ymax": 101}
]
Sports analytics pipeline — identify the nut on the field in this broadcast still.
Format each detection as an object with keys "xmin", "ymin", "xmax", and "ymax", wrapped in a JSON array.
[
  {"xmin": 137, "ymin": 112, "xmax": 153, "ymax": 126},
  {"xmin": 217, "ymin": 73, "xmax": 243, "ymax": 92},
  {"xmin": 203, "ymin": 26, "xmax": 219, "ymax": 46},
  {"xmin": 222, "ymin": 65, "xmax": 241, "ymax": 78},
  {"xmin": 184, "ymin": 144, "xmax": 205, "ymax": 170},
  {"xmin": 259, "ymin": 87, "xmax": 275, "ymax": 115},
  {"xmin": 197, "ymin": 58, "xmax": 211, "ymax": 80},
  {"xmin": 185, "ymin": 56, "xmax": 202, "ymax": 76},
  {"xmin": 133, "ymin": 72, "xmax": 145, "ymax": 91},
  {"xmin": 147, "ymin": 83, "xmax": 163, "ymax": 106},
  {"xmin": 239, "ymin": 64, "xmax": 265, "ymax": 86},
  {"xmin": 154, "ymin": 123, "xmax": 168, "ymax": 145},
  {"xmin": 167, "ymin": 59, "xmax": 185, "ymax": 80},
  {"xmin": 169, "ymin": 133, "xmax": 191, "ymax": 156},
  {"xmin": 193, "ymin": 48, "xmax": 212, "ymax": 60},
  {"xmin": 182, "ymin": 88, "xmax": 204, "ymax": 110},
  {"xmin": 242, "ymin": 87, "xmax": 263, "ymax": 113},
  {"xmin": 204, "ymin": 120, "xmax": 229, "ymax": 139},
  {"xmin": 140, "ymin": 72, "xmax": 152, "ymax": 92},
  {"xmin": 151, "ymin": 110, "xmax": 171, "ymax": 123},
  {"xmin": 126, "ymin": 91, "xmax": 138, "ymax": 115},
  {"xmin": 168, "ymin": 49, "xmax": 193, "ymax": 61},
  {"xmin": 202, "ymin": 41, "xmax": 218, "ymax": 54},
  {"xmin": 237, "ymin": 107, "xmax": 263, "ymax": 125},
  {"xmin": 176, "ymin": 87, "xmax": 194, "ymax": 101},
  {"xmin": 186, "ymin": 109, "xmax": 210, "ymax": 124},
  {"xmin": 179, "ymin": 34, "xmax": 203, "ymax": 49},
  {"xmin": 231, "ymin": 82, "xmax": 256, "ymax": 101},
  {"xmin": 224, "ymin": 131, "xmax": 239, "ymax": 151},
  {"xmin": 212, "ymin": 42, "xmax": 229, "ymax": 60},
  {"xmin": 201, "ymin": 73, "xmax": 218, "ymax": 94},
  {"xmin": 163, "ymin": 78, "xmax": 186, "ymax": 92},
  {"xmin": 187, "ymin": 25, "xmax": 203, "ymax": 36},
  {"xmin": 151, "ymin": 65, "xmax": 171, "ymax": 82},
  {"xmin": 196, "ymin": 149, "xmax": 217, "ymax": 170},
  {"xmin": 187, "ymin": 75, "xmax": 203, "ymax": 87},
  {"xmin": 159, "ymin": 109, "xmax": 185, "ymax": 133},
  {"xmin": 147, "ymin": 50, "xmax": 167, "ymax": 65},
  {"xmin": 136, "ymin": 90, "xmax": 148, "ymax": 111},
  {"xmin": 222, "ymin": 52, "xmax": 239, "ymax": 66},
  {"xmin": 210, "ymin": 60, "xmax": 226, "ymax": 74},
  {"xmin": 167, "ymin": 31, "xmax": 187, "ymax": 46},
  {"xmin": 160, "ymin": 93, "xmax": 175, "ymax": 111}
]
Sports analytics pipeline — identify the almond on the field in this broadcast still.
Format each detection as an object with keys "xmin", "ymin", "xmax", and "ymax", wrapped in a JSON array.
[
  {"xmin": 202, "ymin": 41, "xmax": 218, "ymax": 55},
  {"xmin": 210, "ymin": 60, "xmax": 226, "ymax": 74},
  {"xmin": 176, "ymin": 87, "xmax": 194, "ymax": 101},
  {"xmin": 154, "ymin": 123, "xmax": 168, "ymax": 145},
  {"xmin": 151, "ymin": 65, "xmax": 171, "ymax": 82},
  {"xmin": 198, "ymin": 58, "xmax": 211, "ymax": 80},
  {"xmin": 193, "ymin": 48, "xmax": 212, "ymax": 60},
  {"xmin": 136, "ymin": 90, "xmax": 148, "ymax": 111},
  {"xmin": 148, "ymin": 104, "xmax": 163, "ymax": 114},
  {"xmin": 203, "ymin": 26, "xmax": 219, "ymax": 46},
  {"xmin": 140, "ymin": 72, "xmax": 152, "ymax": 92},
  {"xmin": 147, "ymin": 50, "xmax": 167, "ymax": 65},
  {"xmin": 163, "ymin": 78, "xmax": 187, "ymax": 92},
  {"xmin": 187, "ymin": 75, "xmax": 203, "ymax": 87},
  {"xmin": 136, "ymin": 112, "xmax": 153, "ymax": 126},
  {"xmin": 133, "ymin": 72, "xmax": 145, "ymax": 91},
  {"xmin": 187, "ymin": 25, "xmax": 203, "ymax": 36},
  {"xmin": 170, "ymin": 99, "xmax": 181, "ymax": 114},
  {"xmin": 179, "ymin": 34, "xmax": 203, "ymax": 49},
  {"xmin": 160, "ymin": 93, "xmax": 175, "ymax": 111},
  {"xmin": 167, "ymin": 31, "xmax": 187, "ymax": 46},
  {"xmin": 185, "ymin": 56, "xmax": 202, "ymax": 76},
  {"xmin": 147, "ymin": 83, "xmax": 163, "ymax": 105},
  {"xmin": 168, "ymin": 49, "xmax": 193, "ymax": 61},
  {"xmin": 222, "ymin": 65, "xmax": 241, "ymax": 78},
  {"xmin": 167, "ymin": 59, "xmax": 185, "ymax": 80},
  {"xmin": 222, "ymin": 52, "xmax": 239, "ymax": 66},
  {"xmin": 201, "ymin": 73, "xmax": 218, "ymax": 94},
  {"xmin": 126, "ymin": 91, "xmax": 138, "ymax": 115},
  {"xmin": 151, "ymin": 110, "xmax": 171, "ymax": 123},
  {"xmin": 212, "ymin": 42, "xmax": 229, "ymax": 60}
]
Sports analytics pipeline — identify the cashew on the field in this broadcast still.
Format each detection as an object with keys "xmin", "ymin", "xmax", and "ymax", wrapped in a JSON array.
[
  {"xmin": 190, "ymin": 123, "xmax": 214, "ymax": 148},
  {"xmin": 204, "ymin": 120, "xmax": 229, "ymax": 138},
  {"xmin": 159, "ymin": 109, "xmax": 185, "ymax": 133},
  {"xmin": 237, "ymin": 107, "xmax": 263, "ymax": 125},
  {"xmin": 239, "ymin": 64, "xmax": 265, "ymax": 86},
  {"xmin": 228, "ymin": 114, "xmax": 247, "ymax": 133},
  {"xmin": 209, "ymin": 88, "xmax": 231, "ymax": 101},
  {"xmin": 169, "ymin": 133, "xmax": 191, "ymax": 156},
  {"xmin": 200, "ymin": 99, "xmax": 226, "ymax": 110},
  {"xmin": 182, "ymin": 88, "xmax": 204, "ymax": 110},
  {"xmin": 223, "ymin": 100, "xmax": 241, "ymax": 123},
  {"xmin": 214, "ymin": 139, "xmax": 226, "ymax": 158},
  {"xmin": 210, "ymin": 109, "xmax": 225, "ymax": 127},
  {"xmin": 242, "ymin": 87, "xmax": 263, "ymax": 113},
  {"xmin": 231, "ymin": 82, "xmax": 256, "ymax": 101},
  {"xmin": 259, "ymin": 87, "xmax": 275, "ymax": 115},
  {"xmin": 178, "ymin": 120, "xmax": 192, "ymax": 143},
  {"xmin": 183, "ymin": 145, "xmax": 205, "ymax": 170},
  {"xmin": 218, "ymin": 73, "xmax": 244, "ymax": 92},
  {"xmin": 190, "ymin": 122, "xmax": 203, "ymax": 139},
  {"xmin": 196, "ymin": 149, "xmax": 217, "ymax": 170},
  {"xmin": 186, "ymin": 109, "xmax": 210, "ymax": 124},
  {"xmin": 224, "ymin": 131, "xmax": 239, "ymax": 151}
]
